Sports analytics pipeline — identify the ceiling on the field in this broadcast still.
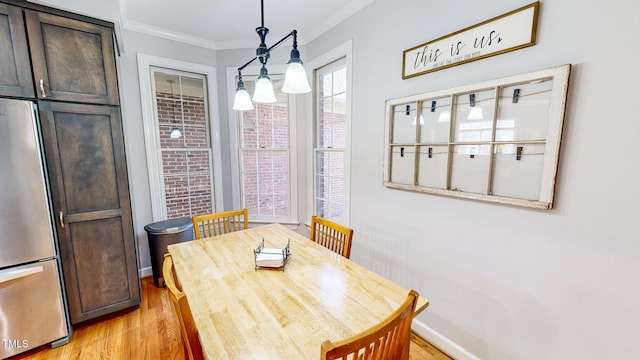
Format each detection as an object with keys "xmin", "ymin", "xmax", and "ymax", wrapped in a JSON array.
[{"xmin": 32, "ymin": 0, "xmax": 375, "ymax": 50}]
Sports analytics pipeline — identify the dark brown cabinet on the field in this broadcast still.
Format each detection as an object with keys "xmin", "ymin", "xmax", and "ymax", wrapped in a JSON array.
[
  {"xmin": 0, "ymin": 1, "xmax": 139, "ymax": 325},
  {"xmin": 25, "ymin": 10, "xmax": 119, "ymax": 105},
  {"xmin": 0, "ymin": 4, "xmax": 118, "ymax": 104},
  {"xmin": 39, "ymin": 101, "xmax": 139, "ymax": 324},
  {"xmin": 0, "ymin": 3, "xmax": 34, "ymax": 97}
]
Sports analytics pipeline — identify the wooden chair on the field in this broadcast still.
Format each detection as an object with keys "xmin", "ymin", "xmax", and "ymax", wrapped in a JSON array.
[
  {"xmin": 320, "ymin": 290, "xmax": 419, "ymax": 360},
  {"xmin": 192, "ymin": 208, "xmax": 248, "ymax": 239},
  {"xmin": 310, "ymin": 215, "xmax": 353, "ymax": 259},
  {"xmin": 162, "ymin": 254, "xmax": 204, "ymax": 360}
]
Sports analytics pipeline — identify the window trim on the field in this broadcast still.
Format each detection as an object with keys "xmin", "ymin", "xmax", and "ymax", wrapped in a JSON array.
[
  {"xmin": 306, "ymin": 40, "xmax": 353, "ymax": 226},
  {"xmin": 137, "ymin": 53, "xmax": 224, "ymax": 221},
  {"xmin": 314, "ymin": 58, "xmax": 347, "ymax": 223},
  {"xmin": 226, "ymin": 65, "xmax": 299, "ymax": 224}
]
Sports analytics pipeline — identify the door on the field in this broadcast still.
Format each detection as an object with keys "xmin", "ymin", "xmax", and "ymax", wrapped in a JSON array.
[
  {"xmin": 0, "ymin": 260, "xmax": 68, "ymax": 358},
  {"xmin": 39, "ymin": 101, "xmax": 139, "ymax": 324},
  {"xmin": 0, "ymin": 3, "xmax": 34, "ymax": 98},
  {"xmin": 0, "ymin": 98, "xmax": 54, "ymax": 268},
  {"xmin": 24, "ymin": 10, "xmax": 119, "ymax": 105}
]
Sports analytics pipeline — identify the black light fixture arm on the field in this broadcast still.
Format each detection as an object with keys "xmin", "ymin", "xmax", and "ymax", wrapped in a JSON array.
[
  {"xmin": 237, "ymin": 30, "xmax": 298, "ymax": 73},
  {"xmin": 267, "ymin": 30, "xmax": 298, "ymax": 55},
  {"xmin": 233, "ymin": 0, "xmax": 310, "ymax": 108}
]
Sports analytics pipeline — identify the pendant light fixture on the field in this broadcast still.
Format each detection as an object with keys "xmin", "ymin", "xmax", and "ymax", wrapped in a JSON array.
[
  {"xmin": 232, "ymin": 0, "xmax": 311, "ymax": 110},
  {"xmin": 167, "ymin": 79, "xmax": 183, "ymax": 139}
]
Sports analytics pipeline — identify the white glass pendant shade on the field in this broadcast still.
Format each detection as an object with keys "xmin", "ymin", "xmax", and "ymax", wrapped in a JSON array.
[
  {"xmin": 438, "ymin": 110, "xmax": 451, "ymax": 122},
  {"xmin": 252, "ymin": 76, "xmax": 277, "ymax": 103},
  {"xmin": 282, "ymin": 62, "xmax": 311, "ymax": 93},
  {"xmin": 468, "ymin": 106, "xmax": 484, "ymax": 120},
  {"xmin": 170, "ymin": 128, "xmax": 182, "ymax": 138},
  {"xmin": 233, "ymin": 88, "xmax": 254, "ymax": 110}
]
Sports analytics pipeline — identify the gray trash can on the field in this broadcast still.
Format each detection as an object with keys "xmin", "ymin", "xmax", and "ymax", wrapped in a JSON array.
[{"xmin": 144, "ymin": 217, "xmax": 194, "ymax": 287}]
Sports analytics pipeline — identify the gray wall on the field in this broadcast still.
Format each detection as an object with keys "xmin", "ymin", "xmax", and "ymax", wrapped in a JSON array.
[
  {"xmin": 117, "ymin": 30, "xmax": 220, "ymax": 270},
  {"xmin": 304, "ymin": 0, "xmax": 639, "ymax": 359},
  {"xmin": 38, "ymin": 0, "xmax": 639, "ymax": 358},
  {"xmin": 117, "ymin": 31, "xmax": 306, "ymax": 271}
]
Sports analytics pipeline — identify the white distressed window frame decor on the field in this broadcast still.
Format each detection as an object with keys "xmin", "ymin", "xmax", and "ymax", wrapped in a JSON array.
[{"xmin": 383, "ymin": 64, "xmax": 571, "ymax": 209}]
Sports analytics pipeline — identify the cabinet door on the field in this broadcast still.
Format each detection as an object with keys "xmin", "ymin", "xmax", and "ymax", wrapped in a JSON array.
[
  {"xmin": 25, "ymin": 11, "xmax": 119, "ymax": 105},
  {"xmin": 0, "ymin": 3, "xmax": 34, "ymax": 97},
  {"xmin": 39, "ymin": 101, "xmax": 139, "ymax": 324}
]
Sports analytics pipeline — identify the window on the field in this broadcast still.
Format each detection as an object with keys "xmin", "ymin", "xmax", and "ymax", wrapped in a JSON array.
[
  {"xmin": 137, "ymin": 54, "xmax": 223, "ymax": 221},
  {"xmin": 153, "ymin": 69, "xmax": 214, "ymax": 218},
  {"xmin": 234, "ymin": 73, "xmax": 297, "ymax": 222},
  {"xmin": 314, "ymin": 59, "xmax": 348, "ymax": 223},
  {"xmin": 383, "ymin": 64, "xmax": 571, "ymax": 209}
]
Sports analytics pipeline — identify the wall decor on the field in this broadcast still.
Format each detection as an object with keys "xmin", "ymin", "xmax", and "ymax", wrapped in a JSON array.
[
  {"xmin": 384, "ymin": 64, "xmax": 571, "ymax": 209},
  {"xmin": 402, "ymin": 2, "xmax": 539, "ymax": 79}
]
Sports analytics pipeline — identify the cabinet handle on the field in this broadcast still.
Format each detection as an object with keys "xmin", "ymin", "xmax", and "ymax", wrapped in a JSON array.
[
  {"xmin": 59, "ymin": 211, "xmax": 65, "ymax": 228},
  {"xmin": 39, "ymin": 79, "xmax": 47, "ymax": 98}
]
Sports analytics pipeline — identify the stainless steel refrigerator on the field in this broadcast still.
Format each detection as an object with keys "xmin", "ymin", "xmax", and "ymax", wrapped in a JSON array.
[{"xmin": 0, "ymin": 98, "xmax": 70, "ymax": 359}]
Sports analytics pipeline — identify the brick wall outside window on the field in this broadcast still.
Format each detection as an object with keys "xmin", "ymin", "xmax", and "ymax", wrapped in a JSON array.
[
  {"xmin": 315, "ymin": 62, "xmax": 347, "ymax": 222},
  {"xmin": 239, "ymin": 101, "xmax": 290, "ymax": 219},
  {"xmin": 156, "ymin": 89, "xmax": 213, "ymax": 219}
]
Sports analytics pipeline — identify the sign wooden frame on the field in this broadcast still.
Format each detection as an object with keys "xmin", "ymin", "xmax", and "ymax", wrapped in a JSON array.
[{"xmin": 402, "ymin": 2, "xmax": 539, "ymax": 79}]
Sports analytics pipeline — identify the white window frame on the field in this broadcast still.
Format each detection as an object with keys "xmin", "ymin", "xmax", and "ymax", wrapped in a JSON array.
[
  {"xmin": 383, "ymin": 64, "xmax": 571, "ymax": 209},
  {"xmin": 137, "ymin": 54, "xmax": 224, "ymax": 221},
  {"xmin": 226, "ymin": 65, "xmax": 299, "ymax": 224},
  {"xmin": 306, "ymin": 40, "xmax": 353, "ymax": 226}
]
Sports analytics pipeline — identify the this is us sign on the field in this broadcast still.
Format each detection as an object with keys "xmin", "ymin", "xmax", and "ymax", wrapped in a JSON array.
[{"xmin": 402, "ymin": 2, "xmax": 539, "ymax": 79}]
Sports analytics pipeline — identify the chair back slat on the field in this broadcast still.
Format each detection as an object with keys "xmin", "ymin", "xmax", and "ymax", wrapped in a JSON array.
[
  {"xmin": 162, "ymin": 254, "xmax": 204, "ymax": 360},
  {"xmin": 321, "ymin": 290, "xmax": 419, "ymax": 360},
  {"xmin": 193, "ymin": 208, "xmax": 249, "ymax": 239},
  {"xmin": 310, "ymin": 216, "xmax": 353, "ymax": 259}
]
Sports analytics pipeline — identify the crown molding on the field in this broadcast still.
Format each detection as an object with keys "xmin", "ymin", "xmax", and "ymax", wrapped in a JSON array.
[
  {"xmin": 119, "ymin": 0, "xmax": 375, "ymax": 51},
  {"xmin": 303, "ymin": 0, "xmax": 374, "ymax": 43},
  {"xmin": 123, "ymin": 20, "xmax": 221, "ymax": 50}
]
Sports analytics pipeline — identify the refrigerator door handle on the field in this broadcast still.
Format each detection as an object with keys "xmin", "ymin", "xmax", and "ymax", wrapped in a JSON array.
[
  {"xmin": 0, "ymin": 265, "xmax": 44, "ymax": 284},
  {"xmin": 59, "ymin": 211, "xmax": 65, "ymax": 228}
]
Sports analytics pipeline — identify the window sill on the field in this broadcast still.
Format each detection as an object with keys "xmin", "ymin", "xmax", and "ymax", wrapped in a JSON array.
[{"xmin": 249, "ymin": 220, "xmax": 300, "ymax": 231}]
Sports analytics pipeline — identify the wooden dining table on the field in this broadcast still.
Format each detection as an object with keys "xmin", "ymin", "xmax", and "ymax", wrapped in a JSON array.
[{"xmin": 167, "ymin": 223, "xmax": 429, "ymax": 359}]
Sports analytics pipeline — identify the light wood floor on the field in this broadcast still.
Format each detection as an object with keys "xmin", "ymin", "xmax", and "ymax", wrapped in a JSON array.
[{"xmin": 12, "ymin": 276, "xmax": 452, "ymax": 360}]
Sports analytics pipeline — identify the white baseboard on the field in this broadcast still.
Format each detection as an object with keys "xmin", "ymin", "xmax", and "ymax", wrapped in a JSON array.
[
  {"xmin": 139, "ymin": 266, "xmax": 153, "ymax": 278},
  {"xmin": 412, "ymin": 319, "xmax": 482, "ymax": 360}
]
